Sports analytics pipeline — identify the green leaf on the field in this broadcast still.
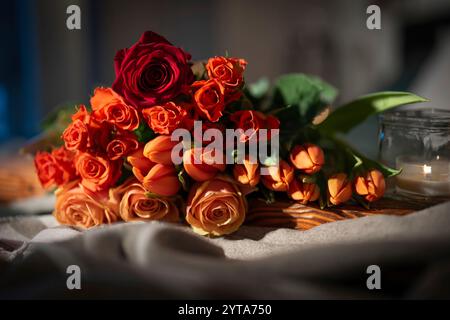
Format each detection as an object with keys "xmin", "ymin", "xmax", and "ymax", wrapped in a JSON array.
[
  {"xmin": 134, "ymin": 121, "xmax": 155, "ymax": 142},
  {"xmin": 177, "ymin": 169, "xmax": 190, "ymax": 192},
  {"xmin": 247, "ymin": 77, "xmax": 270, "ymax": 100},
  {"xmin": 272, "ymin": 73, "xmax": 337, "ymax": 124},
  {"xmin": 318, "ymin": 91, "xmax": 428, "ymax": 134}
]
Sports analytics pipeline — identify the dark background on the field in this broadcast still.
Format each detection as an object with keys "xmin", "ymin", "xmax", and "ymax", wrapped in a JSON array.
[{"xmin": 1, "ymin": 0, "xmax": 450, "ymax": 158}]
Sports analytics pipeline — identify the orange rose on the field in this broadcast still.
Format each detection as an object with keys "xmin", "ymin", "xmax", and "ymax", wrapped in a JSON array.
[
  {"xmin": 143, "ymin": 135, "xmax": 178, "ymax": 165},
  {"xmin": 142, "ymin": 101, "xmax": 187, "ymax": 134},
  {"xmin": 183, "ymin": 147, "xmax": 226, "ymax": 182},
  {"xmin": 106, "ymin": 131, "xmax": 139, "ymax": 160},
  {"xmin": 62, "ymin": 105, "xmax": 91, "ymax": 152},
  {"xmin": 90, "ymin": 87, "xmax": 139, "ymax": 131},
  {"xmin": 110, "ymin": 178, "xmax": 180, "ymax": 222},
  {"xmin": 54, "ymin": 181, "xmax": 119, "ymax": 228},
  {"xmin": 233, "ymin": 157, "xmax": 260, "ymax": 187},
  {"xmin": 261, "ymin": 160, "xmax": 294, "ymax": 192},
  {"xmin": 186, "ymin": 175, "xmax": 247, "ymax": 236},
  {"xmin": 191, "ymin": 79, "xmax": 226, "ymax": 122},
  {"xmin": 328, "ymin": 173, "xmax": 353, "ymax": 205},
  {"xmin": 288, "ymin": 176, "xmax": 320, "ymax": 204},
  {"xmin": 230, "ymin": 110, "xmax": 280, "ymax": 142},
  {"xmin": 354, "ymin": 169, "xmax": 385, "ymax": 202},
  {"xmin": 34, "ymin": 147, "xmax": 77, "ymax": 189},
  {"xmin": 127, "ymin": 148, "xmax": 180, "ymax": 196},
  {"xmin": 75, "ymin": 152, "xmax": 121, "ymax": 192},
  {"xmin": 206, "ymin": 56, "xmax": 247, "ymax": 99},
  {"xmin": 290, "ymin": 144, "xmax": 324, "ymax": 174}
]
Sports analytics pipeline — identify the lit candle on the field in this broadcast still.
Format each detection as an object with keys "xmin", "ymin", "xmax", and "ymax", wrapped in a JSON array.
[{"xmin": 395, "ymin": 156, "xmax": 450, "ymax": 197}]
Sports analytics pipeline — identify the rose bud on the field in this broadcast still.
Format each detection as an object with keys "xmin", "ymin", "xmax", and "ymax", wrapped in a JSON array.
[
  {"xmin": 261, "ymin": 160, "xmax": 294, "ymax": 192},
  {"xmin": 233, "ymin": 157, "xmax": 260, "ymax": 187},
  {"xmin": 110, "ymin": 178, "xmax": 180, "ymax": 222},
  {"xmin": 142, "ymin": 163, "xmax": 180, "ymax": 196},
  {"xmin": 354, "ymin": 169, "xmax": 386, "ymax": 202},
  {"xmin": 143, "ymin": 135, "xmax": 178, "ymax": 165},
  {"xmin": 75, "ymin": 152, "xmax": 121, "ymax": 193},
  {"xmin": 183, "ymin": 147, "xmax": 226, "ymax": 182},
  {"xmin": 191, "ymin": 79, "xmax": 226, "ymax": 122},
  {"xmin": 290, "ymin": 143, "xmax": 325, "ymax": 174},
  {"xmin": 288, "ymin": 177, "xmax": 320, "ymax": 205},
  {"xmin": 328, "ymin": 173, "xmax": 353, "ymax": 205},
  {"xmin": 186, "ymin": 175, "xmax": 247, "ymax": 236},
  {"xmin": 90, "ymin": 87, "xmax": 139, "ymax": 131},
  {"xmin": 54, "ymin": 181, "xmax": 119, "ymax": 229},
  {"xmin": 142, "ymin": 101, "xmax": 187, "ymax": 135}
]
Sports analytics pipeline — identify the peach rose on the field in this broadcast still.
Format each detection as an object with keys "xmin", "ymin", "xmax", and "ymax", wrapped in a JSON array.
[
  {"xmin": 186, "ymin": 175, "xmax": 247, "ymax": 236},
  {"xmin": 183, "ymin": 147, "xmax": 226, "ymax": 182},
  {"xmin": 143, "ymin": 135, "xmax": 178, "ymax": 165},
  {"xmin": 261, "ymin": 160, "xmax": 294, "ymax": 192},
  {"xmin": 288, "ymin": 176, "xmax": 320, "ymax": 204},
  {"xmin": 142, "ymin": 101, "xmax": 187, "ymax": 135},
  {"xmin": 290, "ymin": 143, "xmax": 324, "ymax": 174},
  {"xmin": 75, "ymin": 152, "xmax": 121, "ymax": 192},
  {"xmin": 354, "ymin": 169, "xmax": 385, "ymax": 202},
  {"xmin": 328, "ymin": 173, "xmax": 353, "ymax": 205},
  {"xmin": 54, "ymin": 181, "xmax": 119, "ymax": 228},
  {"xmin": 110, "ymin": 178, "xmax": 180, "ymax": 222},
  {"xmin": 90, "ymin": 87, "xmax": 139, "ymax": 131},
  {"xmin": 233, "ymin": 157, "xmax": 260, "ymax": 187}
]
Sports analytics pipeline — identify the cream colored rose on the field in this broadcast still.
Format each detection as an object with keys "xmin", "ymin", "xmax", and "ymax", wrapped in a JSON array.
[
  {"xmin": 109, "ymin": 178, "xmax": 180, "ymax": 222},
  {"xmin": 54, "ymin": 181, "xmax": 118, "ymax": 228},
  {"xmin": 186, "ymin": 175, "xmax": 247, "ymax": 236}
]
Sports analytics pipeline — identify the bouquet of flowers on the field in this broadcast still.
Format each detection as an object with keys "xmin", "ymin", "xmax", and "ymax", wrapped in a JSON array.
[{"xmin": 34, "ymin": 31, "xmax": 426, "ymax": 236}]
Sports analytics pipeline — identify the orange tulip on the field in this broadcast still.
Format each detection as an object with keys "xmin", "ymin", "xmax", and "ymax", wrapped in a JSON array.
[
  {"xmin": 183, "ymin": 148, "xmax": 226, "ymax": 182},
  {"xmin": 143, "ymin": 135, "xmax": 178, "ymax": 165},
  {"xmin": 354, "ymin": 169, "xmax": 385, "ymax": 202},
  {"xmin": 142, "ymin": 164, "xmax": 180, "ymax": 196},
  {"xmin": 290, "ymin": 143, "xmax": 324, "ymax": 174},
  {"xmin": 328, "ymin": 173, "xmax": 353, "ymax": 205},
  {"xmin": 261, "ymin": 160, "xmax": 294, "ymax": 192},
  {"xmin": 233, "ymin": 157, "xmax": 260, "ymax": 187},
  {"xmin": 288, "ymin": 177, "xmax": 320, "ymax": 204}
]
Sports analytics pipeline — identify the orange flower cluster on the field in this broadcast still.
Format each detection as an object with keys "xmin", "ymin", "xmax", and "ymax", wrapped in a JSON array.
[{"xmin": 34, "ymin": 31, "xmax": 387, "ymax": 237}]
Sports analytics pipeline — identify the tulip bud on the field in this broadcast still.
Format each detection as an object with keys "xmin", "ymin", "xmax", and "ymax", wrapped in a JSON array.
[
  {"xmin": 290, "ymin": 143, "xmax": 324, "ymax": 174},
  {"xmin": 354, "ymin": 169, "xmax": 385, "ymax": 202},
  {"xmin": 288, "ymin": 177, "xmax": 320, "ymax": 204},
  {"xmin": 183, "ymin": 148, "xmax": 226, "ymax": 182},
  {"xmin": 233, "ymin": 157, "xmax": 260, "ymax": 187},
  {"xmin": 261, "ymin": 160, "xmax": 294, "ymax": 192},
  {"xmin": 142, "ymin": 163, "xmax": 180, "ymax": 196},
  {"xmin": 143, "ymin": 135, "xmax": 178, "ymax": 165},
  {"xmin": 328, "ymin": 173, "xmax": 352, "ymax": 205}
]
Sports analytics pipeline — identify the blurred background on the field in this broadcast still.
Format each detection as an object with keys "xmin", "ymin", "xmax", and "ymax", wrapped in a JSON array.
[{"xmin": 0, "ymin": 0, "xmax": 449, "ymax": 203}]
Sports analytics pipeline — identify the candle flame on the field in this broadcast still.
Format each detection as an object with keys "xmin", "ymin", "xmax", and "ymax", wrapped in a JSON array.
[{"xmin": 423, "ymin": 164, "xmax": 432, "ymax": 175}]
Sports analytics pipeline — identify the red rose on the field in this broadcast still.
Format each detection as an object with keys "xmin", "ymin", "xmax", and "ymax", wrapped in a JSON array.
[
  {"xmin": 91, "ymin": 87, "xmax": 139, "ymax": 131},
  {"xmin": 106, "ymin": 131, "xmax": 140, "ymax": 160},
  {"xmin": 75, "ymin": 152, "xmax": 121, "ymax": 192},
  {"xmin": 142, "ymin": 101, "xmax": 187, "ymax": 135},
  {"xmin": 34, "ymin": 147, "xmax": 77, "ymax": 189},
  {"xmin": 230, "ymin": 110, "xmax": 280, "ymax": 142},
  {"xmin": 112, "ymin": 31, "xmax": 194, "ymax": 109},
  {"xmin": 192, "ymin": 79, "xmax": 226, "ymax": 122}
]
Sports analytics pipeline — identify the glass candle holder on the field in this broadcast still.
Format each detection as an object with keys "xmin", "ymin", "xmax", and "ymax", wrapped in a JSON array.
[{"xmin": 378, "ymin": 109, "xmax": 450, "ymax": 199}]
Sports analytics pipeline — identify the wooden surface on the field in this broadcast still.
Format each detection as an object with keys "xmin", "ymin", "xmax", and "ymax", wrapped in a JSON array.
[{"xmin": 246, "ymin": 196, "xmax": 442, "ymax": 231}]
